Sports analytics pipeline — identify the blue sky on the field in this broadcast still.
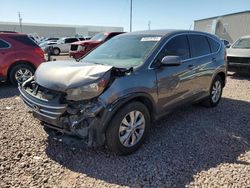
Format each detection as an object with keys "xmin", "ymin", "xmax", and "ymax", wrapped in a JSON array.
[{"xmin": 0, "ymin": 0, "xmax": 249, "ymax": 31}]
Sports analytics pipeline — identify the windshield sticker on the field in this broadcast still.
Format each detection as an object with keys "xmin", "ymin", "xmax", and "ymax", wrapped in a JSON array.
[{"xmin": 141, "ymin": 37, "xmax": 161, "ymax": 42}]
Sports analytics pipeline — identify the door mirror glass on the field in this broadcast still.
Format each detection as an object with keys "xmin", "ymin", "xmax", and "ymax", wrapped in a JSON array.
[{"xmin": 161, "ymin": 56, "xmax": 181, "ymax": 66}]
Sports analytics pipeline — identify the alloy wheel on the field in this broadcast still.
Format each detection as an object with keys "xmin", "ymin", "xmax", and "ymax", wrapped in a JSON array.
[{"xmin": 118, "ymin": 110, "xmax": 145, "ymax": 147}]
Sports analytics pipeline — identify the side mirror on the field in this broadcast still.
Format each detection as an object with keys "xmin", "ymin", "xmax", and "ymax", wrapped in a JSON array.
[{"xmin": 161, "ymin": 56, "xmax": 181, "ymax": 66}]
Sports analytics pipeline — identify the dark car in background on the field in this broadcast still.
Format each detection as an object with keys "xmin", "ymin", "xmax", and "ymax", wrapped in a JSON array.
[
  {"xmin": 19, "ymin": 30, "xmax": 226, "ymax": 155},
  {"xmin": 69, "ymin": 32, "xmax": 124, "ymax": 60},
  {"xmin": 0, "ymin": 31, "xmax": 45, "ymax": 85},
  {"xmin": 227, "ymin": 35, "xmax": 250, "ymax": 73}
]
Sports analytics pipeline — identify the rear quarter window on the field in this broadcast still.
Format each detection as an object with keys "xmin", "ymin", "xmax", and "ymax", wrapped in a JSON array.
[
  {"xmin": 188, "ymin": 34, "xmax": 211, "ymax": 57},
  {"xmin": 10, "ymin": 35, "xmax": 39, "ymax": 47},
  {"xmin": 208, "ymin": 37, "xmax": 220, "ymax": 53},
  {"xmin": 0, "ymin": 39, "xmax": 10, "ymax": 48}
]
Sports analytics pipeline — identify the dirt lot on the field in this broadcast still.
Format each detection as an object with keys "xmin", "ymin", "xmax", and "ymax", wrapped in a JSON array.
[{"xmin": 0, "ymin": 71, "xmax": 250, "ymax": 188}]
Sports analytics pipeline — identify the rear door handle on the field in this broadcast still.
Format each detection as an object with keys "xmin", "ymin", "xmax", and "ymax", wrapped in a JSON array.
[
  {"xmin": 212, "ymin": 57, "xmax": 217, "ymax": 62},
  {"xmin": 188, "ymin": 64, "xmax": 195, "ymax": 70}
]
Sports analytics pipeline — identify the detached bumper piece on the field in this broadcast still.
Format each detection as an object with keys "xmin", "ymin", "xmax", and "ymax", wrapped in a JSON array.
[{"xmin": 18, "ymin": 77, "xmax": 105, "ymax": 147}]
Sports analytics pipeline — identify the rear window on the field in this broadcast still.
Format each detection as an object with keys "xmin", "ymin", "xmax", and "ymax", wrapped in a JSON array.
[
  {"xmin": 10, "ymin": 35, "xmax": 39, "ymax": 47},
  {"xmin": 0, "ymin": 39, "xmax": 10, "ymax": 48},
  {"xmin": 188, "ymin": 35, "xmax": 211, "ymax": 57},
  {"xmin": 208, "ymin": 37, "xmax": 220, "ymax": 53}
]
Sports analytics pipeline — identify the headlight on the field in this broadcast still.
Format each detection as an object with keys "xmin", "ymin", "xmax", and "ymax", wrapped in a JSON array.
[
  {"xmin": 66, "ymin": 79, "xmax": 108, "ymax": 101},
  {"xmin": 78, "ymin": 45, "xmax": 85, "ymax": 51}
]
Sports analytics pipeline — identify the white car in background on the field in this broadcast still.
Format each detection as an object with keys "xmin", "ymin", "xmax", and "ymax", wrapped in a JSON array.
[
  {"xmin": 227, "ymin": 35, "xmax": 250, "ymax": 72},
  {"xmin": 51, "ymin": 37, "xmax": 80, "ymax": 55}
]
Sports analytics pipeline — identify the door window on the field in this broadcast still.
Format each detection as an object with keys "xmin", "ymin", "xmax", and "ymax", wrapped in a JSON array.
[
  {"xmin": 188, "ymin": 35, "xmax": 211, "ymax": 57},
  {"xmin": 159, "ymin": 35, "xmax": 190, "ymax": 60},
  {"xmin": 0, "ymin": 39, "xmax": 10, "ymax": 48}
]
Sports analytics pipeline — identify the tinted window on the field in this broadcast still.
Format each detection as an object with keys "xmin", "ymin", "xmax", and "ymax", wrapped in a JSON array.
[
  {"xmin": 65, "ymin": 38, "xmax": 78, "ymax": 43},
  {"xmin": 10, "ymin": 35, "xmax": 38, "ymax": 47},
  {"xmin": 0, "ymin": 39, "xmax": 10, "ymax": 48},
  {"xmin": 208, "ymin": 37, "xmax": 220, "ymax": 52},
  {"xmin": 188, "ymin": 35, "xmax": 211, "ymax": 57},
  {"xmin": 162, "ymin": 35, "xmax": 190, "ymax": 60}
]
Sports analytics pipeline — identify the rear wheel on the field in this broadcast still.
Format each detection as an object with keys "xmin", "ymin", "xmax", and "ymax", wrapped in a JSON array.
[
  {"xmin": 106, "ymin": 102, "xmax": 150, "ymax": 155},
  {"xmin": 53, "ymin": 47, "xmax": 60, "ymax": 55},
  {"xmin": 9, "ymin": 64, "xmax": 35, "ymax": 85},
  {"xmin": 201, "ymin": 75, "xmax": 223, "ymax": 107}
]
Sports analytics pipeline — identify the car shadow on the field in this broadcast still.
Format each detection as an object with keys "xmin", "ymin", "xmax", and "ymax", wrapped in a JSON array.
[
  {"xmin": 45, "ymin": 97, "xmax": 250, "ymax": 187},
  {"xmin": 228, "ymin": 72, "xmax": 250, "ymax": 81},
  {"xmin": 0, "ymin": 82, "xmax": 19, "ymax": 99}
]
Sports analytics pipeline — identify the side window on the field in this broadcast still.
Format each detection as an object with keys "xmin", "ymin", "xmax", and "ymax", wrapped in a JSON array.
[
  {"xmin": 161, "ymin": 35, "xmax": 190, "ymax": 60},
  {"xmin": 188, "ymin": 35, "xmax": 211, "ymax": 57},
  {"xmin": 65, "ymin": 38, "xmax": 78, "ymax": 43},
  {"xmin": 0, "ymin": 39, "xmax": 10, "ymax": 48},
  {"xmin": 207, "ymin": 37, "xmax": 220, "ymax": 53}
]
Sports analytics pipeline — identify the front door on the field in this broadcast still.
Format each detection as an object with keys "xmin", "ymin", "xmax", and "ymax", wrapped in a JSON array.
[{"xmin": 154, "ymin": 34, "xmax": 197, "ymax": 114}]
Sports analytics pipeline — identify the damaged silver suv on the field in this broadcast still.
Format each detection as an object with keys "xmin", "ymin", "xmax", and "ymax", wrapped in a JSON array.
[{"xmin": 19, "ymin": 30, "xmax": 227, "ymax": 155}]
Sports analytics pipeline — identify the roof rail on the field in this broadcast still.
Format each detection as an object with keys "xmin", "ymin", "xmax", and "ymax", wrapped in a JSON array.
[{"xmin": 0, "ymin": 31, "xmax": 18, "ymax": 33}]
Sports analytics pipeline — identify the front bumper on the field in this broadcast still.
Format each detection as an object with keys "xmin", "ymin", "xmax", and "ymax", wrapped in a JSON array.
[
  {"xmin": 18, "ymin": 81, "xmax": 106, "ymax": 147},
  {"xmin": 227, "ymin": 56, "xmax": 250, "ymax": 72}
]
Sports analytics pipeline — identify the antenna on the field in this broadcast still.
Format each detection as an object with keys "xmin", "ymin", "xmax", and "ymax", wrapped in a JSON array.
[{"xmin": 18, "ymin": 11, "xmax": 23, "ymax": 33}]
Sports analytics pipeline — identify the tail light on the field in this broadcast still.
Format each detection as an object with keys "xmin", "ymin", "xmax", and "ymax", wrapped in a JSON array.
[{"xmin": 35, "ymin": 48, "xmax": 45, "ymax": 59}]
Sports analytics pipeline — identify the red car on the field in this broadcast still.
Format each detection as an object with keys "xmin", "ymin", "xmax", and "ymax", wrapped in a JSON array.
[
  {"xmin": 69, "ymin": 32, "xmax": 124, "ymax": 60},
  {"xmin": 0, "ymin": 31, "xmax": 45, "ymax": 85}
]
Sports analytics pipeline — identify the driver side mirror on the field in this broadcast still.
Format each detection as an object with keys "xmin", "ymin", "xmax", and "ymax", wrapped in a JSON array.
[{"xmin": 161, "ymin": 56, "xmax": 181, "ymax": 66}]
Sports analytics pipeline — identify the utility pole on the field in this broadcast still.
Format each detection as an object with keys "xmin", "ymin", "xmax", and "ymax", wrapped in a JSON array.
[
  {"xmin": 130, "ymin": 0, "xmax": 132, "ymax": 32},
  {"xmin": 18, "ymin": 12, "xmax": 23, "ymax": 33},
  {"xmin": 148, "ymin": 20, "xmax": 151, "ymax": 30}
]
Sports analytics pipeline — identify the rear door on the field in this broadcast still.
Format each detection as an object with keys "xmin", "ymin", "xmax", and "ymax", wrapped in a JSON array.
[
  {"xmin": 187, "ymin": 34, "xmax": 215, "ymax": 93},
  {"xmin": 63, "ymin": 38, "xmax": 79, "ymax": 52},
  {"xmin": 0, "ymin": 39, "xmax": 11, "ymax": 77},
  {"xmin": 154, "ymin": 34, "xmax": 197, "ymax": 114}
]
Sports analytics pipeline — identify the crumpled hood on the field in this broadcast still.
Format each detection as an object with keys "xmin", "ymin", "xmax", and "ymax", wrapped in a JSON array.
[
  {"xmin": 227, "ymin": 48, "xmax": 250, "ymax": 58},
  {"xmin": 35, "ymin": 61, "xmax": 112, "ymax": 92}
]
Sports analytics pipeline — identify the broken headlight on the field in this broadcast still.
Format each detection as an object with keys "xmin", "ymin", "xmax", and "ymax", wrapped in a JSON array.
[{"xmin": 66, "ymin": 79, "xmax": 108, "ymax": 101}]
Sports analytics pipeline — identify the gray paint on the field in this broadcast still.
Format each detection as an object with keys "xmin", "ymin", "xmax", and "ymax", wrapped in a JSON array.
[
  {"xmin": 19, "ymin": 30, "xmax": 227, "ymax": 147},
  {"xmin": 194, "ymin": 11, "xmax": 250, "ymax": 43}
]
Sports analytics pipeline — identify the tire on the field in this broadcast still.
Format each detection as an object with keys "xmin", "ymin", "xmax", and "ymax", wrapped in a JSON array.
[
  {"xmin": 9, "ymin": 63, "xmax": 35, "ymax": 85},
  {"xmin": 201, "ymin": 75, "xmax": 223, "ymax": 107},
  {"xmin": 106, "ymin": 101, "xmax": 150, "ymax": 155},
  {"xmin": 53, "ymin": 47, "xmax": 60, "ymax": 55}
]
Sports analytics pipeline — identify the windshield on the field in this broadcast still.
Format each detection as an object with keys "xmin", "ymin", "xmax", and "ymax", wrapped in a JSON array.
[
  {"xmin": 82, "ymin": 35, "xmax": 161, "ymax": 68},
  {"xmin": 232, "ymin": 38, "xmax": 250, "ymax": 49},
  {"xmin": 91, "ymin": 33, "xmax": 108, "ymax": 41}
]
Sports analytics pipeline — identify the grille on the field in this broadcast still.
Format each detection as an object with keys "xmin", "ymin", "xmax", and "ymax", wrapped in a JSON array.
[
  {"xmin": 19, "ymin": 83, "xmax": 67, "ymax": 124},
  {"xmin": 227, "ymin": 56, "xmax": 250, "ymax": 64},
  {"xmin": 70, "ymin": 44, "xmax": 78, "ymax": 51}
]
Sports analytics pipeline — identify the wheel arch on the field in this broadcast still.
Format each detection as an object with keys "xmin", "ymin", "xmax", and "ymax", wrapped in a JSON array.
[
  {"xmin": 101, "ymin": 93, "xmax": 156, "ymax": 133},
  {"xmin": 7, "ymin": 60, "xmax": 36, "ymax": 80}
]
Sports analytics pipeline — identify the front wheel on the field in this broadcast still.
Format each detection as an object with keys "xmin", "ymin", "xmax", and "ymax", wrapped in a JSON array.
[
  {"xmin": 105, "ymin": 102, "xmax": 150, "ymax": 155},
  {"xmin": 201, "ymin": 75, "xmax": 223, "ymax": 107}
]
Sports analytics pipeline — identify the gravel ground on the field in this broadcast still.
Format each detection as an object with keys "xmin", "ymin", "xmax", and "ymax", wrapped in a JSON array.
[{"xmin": 0, "ymin": 72, "xmax": 249, "ymax": 188}]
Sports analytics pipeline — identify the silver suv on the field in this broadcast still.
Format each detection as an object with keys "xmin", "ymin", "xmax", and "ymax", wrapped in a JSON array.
[{"xmin": 19, "ymin": 30, "xmax": 227, "ymax": 155}]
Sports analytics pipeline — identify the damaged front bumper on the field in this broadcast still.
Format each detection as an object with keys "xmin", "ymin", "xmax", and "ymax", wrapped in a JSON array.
[{"xmin": 18, "ymin": 78, "xmax": 106, "ymax": 147}]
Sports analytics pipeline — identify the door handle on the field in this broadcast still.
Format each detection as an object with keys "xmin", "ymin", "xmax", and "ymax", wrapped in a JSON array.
[
  {"xmin": 188, "ymin": 64, "xmax": 195, "ymax": 70},
  {"xmin": 212, "ymin": 57, "xmax": 217, "ymax": 62}
]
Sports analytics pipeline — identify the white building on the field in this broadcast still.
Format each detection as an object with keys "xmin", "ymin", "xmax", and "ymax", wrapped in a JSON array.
[
  {"xmin": 194, "ymin": 11, "xmax": 250, "ymax": 43},
  {"xmin": 0, "ymin": 21, "xmax": 124, "ymax": 37}
]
